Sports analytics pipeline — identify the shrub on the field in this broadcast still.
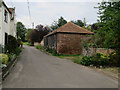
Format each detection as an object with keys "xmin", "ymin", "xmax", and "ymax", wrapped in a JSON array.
[
  {"xmin": 35, "ymin": 45, "xmax": 45, "ymax": 50},
  {"xmin": 109, "ymin": 52, "xmax": 119, "ymax": 67},
  {"xmin": 92, "ymin": 53, "xmax": 109, "ymax": 66},
  {"xmin": 7, "ymin": 53, "xmax": 16, "ymax": 61},
  {"xmin": 80, "ymin": 56, "xmax": 92, "ymax": 66},
  {"xmin": 23, "ymin": 42, "xmax": 31, "ymax": 46},
  {"xmin": 45, "ymin": 48, "xmax": 57, "ymax": 56},
  {"xmin": 80, "ymin": 53, "xmax": 110, "ymax": 67},
  {"xmin": 0, "ymin": 44, "xmax": 4, "ymax": 53},
  {"xmin": 5, "ymin": 35, "xmax": 18, "ymax": 54},
  {"xmin": 0, "ymin": 53, "xmax": 8, "ymax": 65},
  {"xmin": 15, "ymin": 47, "xmax": 22, "ymax": 56}
]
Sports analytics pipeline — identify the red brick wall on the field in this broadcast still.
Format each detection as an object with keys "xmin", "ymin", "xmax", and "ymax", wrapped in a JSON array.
[{"xmin": 57, "ymin": 33, "xmax": 88, "ymax": 55}]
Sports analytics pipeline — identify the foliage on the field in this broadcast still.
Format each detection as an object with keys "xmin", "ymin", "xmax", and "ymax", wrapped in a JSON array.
[
  {"xmin": 16, "ymin": 22, "xmax": 27, "ymax": 42},
  {"xmin": 7, "ymin": 53, "xmax": 16, "ymax": 61},
  {"xmin": 73, "ymin": 53, "xmax": 110, "ymax": 67},
  {"xmin": 80, "ymin": 56, "xmax": 93, "ymax": 66},
  {"xmin": 5, "ymin": 35, "xmax": 18, "ymax": 54},
  {"xmin": 71, "ymin": 20, "xmax": 84, "ymax": 27},
  {"xmin": 109, "ymin": 52, "xmax": 119, "ymax": 67},
  {"xmin": 45, "ymin": 48, "xmax": 57, "ymax": 56},
  {"xmin": 35, "ymin": 45, "xmax": 45, "ymax": 50},
  {"xmin": 50, "ymin": 16, "xmax": 67, "ymax": 31},
  {"xmin": 25, "ymin": 29, "xmax": 34, "ymax": 42},
  {"xmin": 0, "ymin": 44, "xmax": 4, "ymax": 53},
  {"xmin": 91, "ymin": 53, "xmax": 109, "ymax": 66},
  {"xmin": 15, "ymin": 47, "xmax": 22, "ymax": 56},
  {"xmin": 23, "ymin": 42, "xmax": 31, "ymax": 46},
  {"xmin": 0, "ymin": 53, "xmax": 8, "ymax": 65},
  {"xmin": 50, "ymin": 21, "xmax": 59, "ymax": 30},
  {"xmin": 30, "ymin": 25, "xmax": 50, "ymax": 43},
  {"xmin": 57, "ymin": 16, "xmax": 67, "ymax": 27},
  {"xmin": 35, "ymin": 45, "xmax": 57, "ymax": 56},
  {"xmin": 95, "ymin": 2, "xmax": 120, "ymax": 49}
]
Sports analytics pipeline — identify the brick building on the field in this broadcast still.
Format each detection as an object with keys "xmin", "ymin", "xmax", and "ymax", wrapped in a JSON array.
[{"xmin": 44, "ymin": 22, "xmax": 94, "ymax": 55}]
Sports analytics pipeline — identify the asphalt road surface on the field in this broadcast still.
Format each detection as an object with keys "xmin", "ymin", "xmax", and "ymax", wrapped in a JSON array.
[{"xmin": 3, "ymin": 45, "xmax": 118, "ymax": 88}]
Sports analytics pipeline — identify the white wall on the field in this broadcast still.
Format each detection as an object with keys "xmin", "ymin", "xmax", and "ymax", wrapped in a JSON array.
[
  {"xmin": 0, "ymin": 3, "xmax": 3, "ymax": 46},
  {"xmin": 10, "ymin": 14, "xmax": 16, "ymax": 37},
  {"xmin": 0, "ymin": 2, "xmax": 11, "ymax": 46}
]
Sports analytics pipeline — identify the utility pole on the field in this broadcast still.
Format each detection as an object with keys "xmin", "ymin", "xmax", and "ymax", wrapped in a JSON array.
[
  {"xmin": 84, "ymin": 17, "xmax": 86, "ymax": 27},
  {"xmin": 32, "ymin": 22, "xmax": 34, "ymax": 29}
]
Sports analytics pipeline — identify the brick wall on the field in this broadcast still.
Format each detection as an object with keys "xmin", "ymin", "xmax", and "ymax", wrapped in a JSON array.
[{"xmin": 57, "ymin": 33, "xmax": 88, "ymax": 55}]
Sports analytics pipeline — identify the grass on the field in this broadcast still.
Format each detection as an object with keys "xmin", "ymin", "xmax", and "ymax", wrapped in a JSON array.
[{"xmin": 23, "ymin": 42, "xmax": 32, "ymax": 46}]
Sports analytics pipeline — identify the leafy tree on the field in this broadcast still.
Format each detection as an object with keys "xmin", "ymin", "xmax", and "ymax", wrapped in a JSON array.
[
  {"xmin": 16, "ymin": 22, "xmax": 27, "ymax": 41},
  {"xmin": 96, "ymin": 1, "xmax": 120, "ymax": 49},
  {"xmin": 25, "ymin": 29, "xmax": 33, "ymax": 42},
  {"xmin": 30, "ymin": 25, "xmax": 50, "ymax": 43},
  {"xmin": 71, "ymin": 20, "xmax": 84, "ymax": 27},
  {"xmin": 50, "ymin": 16, "xmax": 67, "ymax": 31},
  {"xmin": 94, "ymin": 1, "xmax": 120, "ymax": 65},
  {"xmin": 50, "ymin": 21, "xmax": 59, "ymax": 30},
  {"xmin": 57, "ymin": 16, "xmax": 67, "ymax": 27}
]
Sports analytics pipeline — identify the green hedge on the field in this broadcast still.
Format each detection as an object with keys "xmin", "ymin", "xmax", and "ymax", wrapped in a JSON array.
[{"xmin": 5, "ymin": 35, "xmax": 18, "ymax": 54}]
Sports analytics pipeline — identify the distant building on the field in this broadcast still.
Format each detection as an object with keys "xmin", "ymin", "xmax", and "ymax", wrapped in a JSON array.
[
  {"xmin": 44, "ymin": 22, "xmax": 94, "ymax": 55},
  {"xmin": 0, "ymin": 1, "xmax": 16, "ymax": 47}
]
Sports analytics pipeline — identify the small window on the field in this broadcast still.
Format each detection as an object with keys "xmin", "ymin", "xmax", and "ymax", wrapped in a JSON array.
[
  {"xmin": 5, "ymin": 33, "xmax": 8, "ymax": 45},
  {"xmin": 4, "ymin": 10, "xmax": 8, "ymax": 23}
]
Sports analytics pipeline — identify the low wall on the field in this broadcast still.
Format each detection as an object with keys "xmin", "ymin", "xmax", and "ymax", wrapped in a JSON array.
[{"xmin": 82, "ymin": 48, "xmax": 115, "ymax": 56}]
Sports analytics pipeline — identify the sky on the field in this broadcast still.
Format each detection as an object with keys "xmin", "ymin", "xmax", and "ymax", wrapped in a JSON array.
[{"xmin": 4, "ymin": 0, "xmax": 103, "ymax": 28}]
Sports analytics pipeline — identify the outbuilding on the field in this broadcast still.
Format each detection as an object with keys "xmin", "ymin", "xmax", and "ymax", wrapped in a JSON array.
[{"xmin": 44, "ymin": 22, "xmax": 94, "ymax": 55}]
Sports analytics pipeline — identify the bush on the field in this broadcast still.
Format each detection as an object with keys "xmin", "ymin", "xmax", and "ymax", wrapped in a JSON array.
[
  {"xmin": 45, "ymin": 48, "xmax": 57, "ymax": 56},
  {"xmin": 35, "ymin": 45, "xmax": 45, "ymax": 50},
  {"xmin": 16, "ymin": 47, "xmax": 22, "ymax": 56},
  {"xmin": 80, "ymin": 56, "xmax": 92, "ymax": 66},
  {"xmin": 92, "ymin": 53, "xmax": 109, "ymax": 66},
  {"xmin": 109, "ymin": 52, "xmax": 119, "ymax": 67},
  {"xmin": 7, "ymin": 53, "xmax": 16, "ymax": 61},
  {"xmin": 80, "ymin": 53, "xmax": 110, "ymax": 67},
  {"xmin": 0, "ymin": 53, "xmax": 8, "ymax": 65},
  {"xmin": 23, "ymin": 42, "xmax": 32, "ymax": 46},
  {"xmin": 5, "ymin": 35, "xmax": 18, "ymax": 54}
]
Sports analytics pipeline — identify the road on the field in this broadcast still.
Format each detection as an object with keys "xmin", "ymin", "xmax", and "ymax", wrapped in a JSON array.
[{"xmin": 3, "ymin": 45, "xmax": 118, "ymax": 88}]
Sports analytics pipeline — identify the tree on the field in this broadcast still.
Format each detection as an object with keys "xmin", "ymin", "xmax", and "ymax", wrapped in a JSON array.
[
  {"xmin": 96, "ymin": 1, "xmax": 120, "ymax": 49},
  {"xmin": 30, "ymin": 25, "xmax": 50, "ymax": 43},
  {"xmin": 50, "ymin": 16, "xmax": 67, "ymax": 31},
  {"xmin": 57, "ymin": 16, "xmax": 67, "ymax": 27},
  {"xmin": 71, "ymin": 20, "xmax": 84, "ymax": 27},
  {"xmin": 50, "ymin": 21, "xmax": 59, "ymax": 31},
  {"xmin": 25, "ymin": 29, "xmax": 33, "ymax": 42},
  {"xmin": 16, "ymin": 22, "xmax": 27, "ymax": 41}
]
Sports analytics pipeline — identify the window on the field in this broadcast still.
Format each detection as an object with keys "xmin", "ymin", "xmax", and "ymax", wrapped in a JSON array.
[
  {"xmin": 4, "ymin": 10, "xmax": 8, "ymax": 23},
  {"xmin": 5, "ymin": 33, "xmax": 8, "ymax": 45}
]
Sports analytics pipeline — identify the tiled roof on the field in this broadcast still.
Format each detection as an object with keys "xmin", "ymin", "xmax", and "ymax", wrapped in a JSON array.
[{"xmin": 44, "ymin": 22, "xmax": 94, "ymax": 37}]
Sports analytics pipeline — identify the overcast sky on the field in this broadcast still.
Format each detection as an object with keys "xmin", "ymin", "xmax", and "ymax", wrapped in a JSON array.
[{"xmin": 4, "ymin": 0, "xmax": 102, "ymax": 28}]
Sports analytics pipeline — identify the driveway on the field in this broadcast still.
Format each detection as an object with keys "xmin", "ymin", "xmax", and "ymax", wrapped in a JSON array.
[{"xmin": 3, "ymin": 45, "xmax": 118, "ymax": 88}]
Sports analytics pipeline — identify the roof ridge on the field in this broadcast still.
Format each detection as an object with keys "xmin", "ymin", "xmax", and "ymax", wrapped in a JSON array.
[{"xmin": 44, "ymin": 22, "xmax": 94, "ymax": 37}]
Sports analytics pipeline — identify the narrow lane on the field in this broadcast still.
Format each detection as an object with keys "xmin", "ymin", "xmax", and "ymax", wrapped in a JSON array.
[{"xmin": 3, "ymin": 45, "xmax": 118, "ymax": 88}]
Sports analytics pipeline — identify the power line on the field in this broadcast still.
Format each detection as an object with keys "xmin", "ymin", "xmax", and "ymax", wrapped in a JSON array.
[{"xmin": 27, "ymin": 0, "xmax": 33, "ymax": 28}]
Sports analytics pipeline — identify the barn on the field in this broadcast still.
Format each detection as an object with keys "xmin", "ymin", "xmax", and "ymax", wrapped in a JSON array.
[{"xmin": 44, "ymin": 22, "xmax": 94, "ymax": 55}]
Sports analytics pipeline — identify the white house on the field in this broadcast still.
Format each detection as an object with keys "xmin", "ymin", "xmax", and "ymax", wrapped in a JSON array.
[{"xmin": 0, "ymin": 0, "xmax": 16, "ymax": 47}]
